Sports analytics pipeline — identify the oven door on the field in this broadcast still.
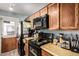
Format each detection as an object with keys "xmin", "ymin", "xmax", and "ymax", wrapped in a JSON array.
[{"xmin": 29, "ymin": 44, "xmax": 41, "ymax": 56}]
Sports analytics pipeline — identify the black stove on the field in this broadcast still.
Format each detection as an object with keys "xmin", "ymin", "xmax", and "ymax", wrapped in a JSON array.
[
  {"xmin": 29, "ymin": 39, "xmax": 50, "ymax": 56},
  {"xmin": 29, "ymin": 32, "xmax": 54, "ymax": 56}
]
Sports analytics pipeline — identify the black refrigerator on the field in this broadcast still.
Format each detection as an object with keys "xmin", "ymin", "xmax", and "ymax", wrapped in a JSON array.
[{"xmin": 18, "ymin": 21, "xmax": 25, "ymax": 56}]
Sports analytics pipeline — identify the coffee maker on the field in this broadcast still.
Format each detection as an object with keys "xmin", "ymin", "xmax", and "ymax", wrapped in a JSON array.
[
  {"xmin": 70, "ymin": 34, "xmax": 79, "ymax": 52},
  {"xmin": 59, "ymin": 33, "xmax": 71, "ymax": 50}
]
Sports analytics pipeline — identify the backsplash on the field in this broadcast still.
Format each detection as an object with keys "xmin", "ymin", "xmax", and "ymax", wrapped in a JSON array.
[{"xmin": 38, "ymin": 29, "xmax": 79, "ymax": 34}]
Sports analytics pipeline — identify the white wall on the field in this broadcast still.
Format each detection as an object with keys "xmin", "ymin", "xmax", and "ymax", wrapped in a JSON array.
[
  {"xmin": 0, "ymin": 15, "xmax": 20, "ymax": 38},
  {"xmin": 0, "ymin": 10, "xmax": 27, "ymax": 21}
]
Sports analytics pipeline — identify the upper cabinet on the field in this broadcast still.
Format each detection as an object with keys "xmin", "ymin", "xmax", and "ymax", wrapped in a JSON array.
[
  {"xmin": 40, "ymin": 7, "xmax": 48, "ymax": 16},
  {"xmin": 29, "ymin": 14, "xmax": 35, "ymax": 28},
  {"xmin": 60, "ymin": 3, "xmax": 78, "ymax": 30},
  {"xmin": 26, "ymin": 3, "xmax": 79, "ymax": 30},
  {"xmin": 34, "ymin": 11, "xmax": 40, "ymax": 18},
  {"xmin": 48, "ymin": 3, "xmax": 59, "ymax": 30},
  {"xmin": 77, "ymin": 4, "xmax": 79, "ymax": 29},
  {"xmin": 29, "ymin": 14, "xmax": 35, "ymax": 21}
]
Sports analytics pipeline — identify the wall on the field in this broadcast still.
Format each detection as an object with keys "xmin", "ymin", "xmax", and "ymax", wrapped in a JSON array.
[
  {"xmin": 0, "ymin": 15, "xmax": 20, "ymax": 38},
  {"xmin": 38, "ymin": 29, "xmax": 79, "ymax": 35},
  {"xmin": 0, "ymin": 10, "xmax": 27, "ymax": 21}
]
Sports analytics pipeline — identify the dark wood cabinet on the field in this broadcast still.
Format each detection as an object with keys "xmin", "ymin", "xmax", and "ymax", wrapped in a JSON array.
[
  {"xmin": 40, "ymin": 7, "xmax": 48, "ymax": 16},
  {"xmin": 60, "ymin": 3, "xmax": 78, "ymax": 30},
  {"xmin": 48, "ymin": 3, "xmax": 59, "ymax": 30}
]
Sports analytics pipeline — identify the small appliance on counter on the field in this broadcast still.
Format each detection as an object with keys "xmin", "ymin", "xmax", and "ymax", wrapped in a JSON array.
[
  {"xmin": 52, "ymin": 33, "xmax": 71, "ymax": 50},
  {"xmin": 59, "ymin": 34, "xmax": 71, "ymax": 50},
  {"xmin": 53, "ymin": 34, "xmax": 60, "ymax": 45},
  {"xmin": 70, "ymin": 34, "xmax": 79, "ymax": 53},
  {"xmin": 54, "ymin": 33, "xmax": 79, "ymax": 53}
]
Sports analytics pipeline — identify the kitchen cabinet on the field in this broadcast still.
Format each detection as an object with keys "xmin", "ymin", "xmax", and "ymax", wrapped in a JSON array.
[
  {"xmin": 60, "ymin": 3, "xmax": 78, "ymax": 30},
  {"xmin": 2, "ymin": 37, "xmax": 18, "ymax": 53},
  {"xmin": 48, "ymin": 3, "xmax": 59, "ymax": 30},
  {"xmin": 29, "ymin": 15, "xmax": 35, "ymax": 28},
  {"xmin": 24, "ymin": 38, "xmax": 34, "ymax": 56},
  {"xmin": 24, "ymin": 39, "xmax": 30, "ymax": 56},
  {"xmin": 29, "ymin": 15, "xmax": 35, "ymax": 21},
  {"xmin": 77, "ymin": 4, "xmax": 79, "ymax": 29},
  {"xmin": 34, "ymin": 11, "xmax": 40, "ymax": 18},
  {"xmin": 41, "ymin": 49, "xmax": 52, "ymax": 56},
  {"xmin": 40, "ymin": 7, "xmax": 48, "ymax": 16}
]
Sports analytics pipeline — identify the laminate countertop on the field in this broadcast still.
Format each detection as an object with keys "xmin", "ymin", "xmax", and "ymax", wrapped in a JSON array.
[
  {"xmin": 24, "ymin": 37, "xmax": 34, "ymax": 40},
  {"xmin": 23, "ymin": 37, "xmax": 34, "ymax": 43},
  {"xmin": 41, "ymin": 43, "xmax": 79, "ymax": 56}
]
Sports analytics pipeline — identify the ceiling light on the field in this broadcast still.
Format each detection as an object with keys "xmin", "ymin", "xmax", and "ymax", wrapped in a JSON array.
[
  {"xmin": 9, "ymin": 3, "xmax": 14, "ymax": 11},
  {"xmin": 12, "ymin": 4, "xmax": 15, "ymax": 7},
  {"xmin": 9, "ymin": 7, "xmax": 13, "ymax": 11}
]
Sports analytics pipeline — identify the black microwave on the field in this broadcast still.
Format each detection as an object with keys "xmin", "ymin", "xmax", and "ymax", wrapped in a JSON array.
[{"xmin": 33, "ymin": 14, "xmax": 49, "ymax": 30}]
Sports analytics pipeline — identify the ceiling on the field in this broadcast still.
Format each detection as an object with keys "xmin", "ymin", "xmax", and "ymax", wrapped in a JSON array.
[{"xmin": 0, "ymin": 3, "xmax": 48, "ymax": 17}]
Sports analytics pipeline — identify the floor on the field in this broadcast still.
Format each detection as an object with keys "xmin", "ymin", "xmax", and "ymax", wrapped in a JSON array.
[{"xmin": 0, "ymin": 49, "xmax": 19, "ymax": 56}]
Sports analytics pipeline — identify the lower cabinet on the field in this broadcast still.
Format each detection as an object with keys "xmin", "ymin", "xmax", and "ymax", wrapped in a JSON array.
[
  {"xmin": 24, "ymin": 40, "xmax": 29, "ymax": 56},
  {"xmin": 41, "ymin": 49, "xmax": 52, "ymax": 56},
  {"xmin": 2, "ymin": 37, "xmax": 18, "ymax": 53}
]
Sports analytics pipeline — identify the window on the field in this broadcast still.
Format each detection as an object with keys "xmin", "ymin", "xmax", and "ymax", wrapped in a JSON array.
[{"xmin": 3, "ymin": 21, "xmax": 15, "ymax": 35}]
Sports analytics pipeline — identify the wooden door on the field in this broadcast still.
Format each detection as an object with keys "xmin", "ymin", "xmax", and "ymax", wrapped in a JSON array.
[
  {"xmin": 48, "ymin": 3, "xmax": 59, "ymax": 30},
  {"xmin": 60, "ymin": 3, "xmax": 78, "ymax": 30},
  {"xmin": 40, "ymin": 7, "xmax": 48, "ymax": 16}
]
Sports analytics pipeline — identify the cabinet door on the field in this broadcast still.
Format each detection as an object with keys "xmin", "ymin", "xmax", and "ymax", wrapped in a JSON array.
[
  {"xmin": 48, "ymin": 3, "xmax": 59, "ymax": 30},
  {"xmin": 41, "ymin": 50, "xmax": 52, "ymax": 56},
  {"xmin": 2, "ymin": 37, "xmax": 17, "ymax": 53},
  {"xmin": 24, "ymin": 40, "xmax": 29, "ymax": 56},
  {"xmin": 77, "ymin": 4, "xmax": 79, "ymax": 29},
  {"xmin": 60, "ymin": 3, "xmax": 78, "ymax": 29},
  {"xmin": 34, "ymin": 11, "xmax": 40, "ymax": 18},
  {"xmin": 40, "ymin": 7, "xmax": 47, "ymax": 16},
  {"xmin": 29, "ymin": 15, "xmax": 35, "ymax": 28}
]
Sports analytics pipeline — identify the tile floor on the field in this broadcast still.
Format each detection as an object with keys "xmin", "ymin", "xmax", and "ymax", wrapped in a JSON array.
[{"xmin": 0, "ymin": 49, "xmax": 19, "ymax": 56}]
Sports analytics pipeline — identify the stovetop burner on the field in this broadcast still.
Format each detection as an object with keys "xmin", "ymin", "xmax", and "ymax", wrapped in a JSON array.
[{"xmin": 29, "ymin": 39, "xmax": 50, "ymax": 47}]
